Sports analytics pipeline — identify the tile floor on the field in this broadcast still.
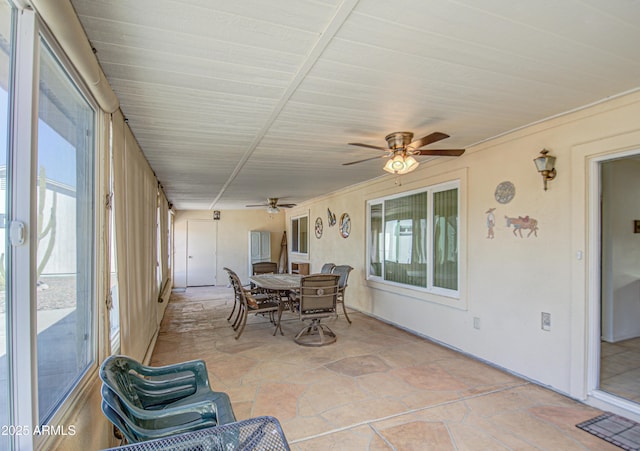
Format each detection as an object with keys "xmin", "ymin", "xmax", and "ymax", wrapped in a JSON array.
[
  {"xmin": 151, "ymin": 286, "xmax": 619, "ymax": 450},
  {"xmin": 601, "ymin": 338, "xmax": 640, "ymax": 404}
]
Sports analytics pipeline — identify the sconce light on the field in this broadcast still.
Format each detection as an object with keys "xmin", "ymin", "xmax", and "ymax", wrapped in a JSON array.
[
  {"xmin": 533, "ymin": 149, "xmax": 557, "ymax": 191},
  {"xmin": 213, "ymin": 210, "xmax": 221, "ymax": 220},
  {"xmin": 383, "ymin": 153, "xmax": 419, "ymax": 175}
]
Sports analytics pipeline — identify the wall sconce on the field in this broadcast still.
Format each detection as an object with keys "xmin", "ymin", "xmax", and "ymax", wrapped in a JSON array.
[
  {"xmin": 533, "ymin": 149, "xmax": 557, "ymax": 191},
  {"xmin": 213, "ymin": 210, "xmax": 221, "ymax": 220}
]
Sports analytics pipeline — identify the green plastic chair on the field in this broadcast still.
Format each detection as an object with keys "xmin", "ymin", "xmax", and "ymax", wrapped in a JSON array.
[
  {"xmin": 100, "ymin": 355, "xmax": 236, "ymax": 442},
  {"xmin": 101, "ymin": 385, "xmax": 214, "ymax": 443}
]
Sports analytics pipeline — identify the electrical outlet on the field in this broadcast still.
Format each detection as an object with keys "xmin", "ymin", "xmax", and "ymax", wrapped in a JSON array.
[
  {"xmin": 473, "ymin": 317, "xmax": 481, "ymax": 330},
  {"xmin": 541, "ymin": 312, "xmax": 551, "ymax": 331}
]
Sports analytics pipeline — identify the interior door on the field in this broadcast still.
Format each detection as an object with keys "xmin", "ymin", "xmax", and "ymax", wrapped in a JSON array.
[{"xmin": 187, "ymin": 220, "xmax": 216, "ymax": 286}]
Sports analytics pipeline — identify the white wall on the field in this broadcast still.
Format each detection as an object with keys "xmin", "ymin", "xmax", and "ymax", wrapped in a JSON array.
[
  {"xmin": 285, "ymin": 91, "xmax": 640, "ymax": 400},
  {"xmin": 38, "ymin": 188, "xmax": 77, "ymax": 275},
  {"xmin": 173, "ymin": 209, "xmax": 286, "ymax": 287}
]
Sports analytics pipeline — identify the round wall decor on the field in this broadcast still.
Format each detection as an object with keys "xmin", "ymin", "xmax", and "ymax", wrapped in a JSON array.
[
  {"xmin": 339, "ymin": 213, "xmax": 351, "ymax": 238},
  {"xmin": 314, "ymin": 217, "xmax": 323, "ymax": 238},
  {"xmin": 494, "ymin": 181, "xmax": 515, "ymax": 204}
]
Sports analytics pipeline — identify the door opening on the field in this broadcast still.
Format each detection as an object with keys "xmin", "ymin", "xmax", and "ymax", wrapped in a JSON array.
[{"xmin": 597, "ymin": 154, "xmax": 640, "ymax": 410}]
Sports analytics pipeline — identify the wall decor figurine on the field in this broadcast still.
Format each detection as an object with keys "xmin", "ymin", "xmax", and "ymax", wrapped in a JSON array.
[
  {"xmin": 339, "ymin": 213, "xmax": 351, "ymax": 238},
  {"xmin": 485, "ymin": 208, "xmax": 496, "ymax": 239},
  {"xmin": 505, "ymin": 215, "xmax": 538, "ymax": 238},
  {"xmin": 327, "ymin": 208, "xmax": 336, "ymax": 226},
  {"xmin": 314, "ymin": 217, "xmax": 323, "ymax": 238}
]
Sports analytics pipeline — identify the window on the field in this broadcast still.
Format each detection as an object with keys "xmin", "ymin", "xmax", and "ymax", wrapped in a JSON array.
[
  {"xmin": 291, "ymin": 215, "xmax": 308, "ymax": 254},
  {"xmin": 36, "ymin": 38, "xmax": 96, "ymax": 423},
  {"xmin": 367, "ymin": 182, "xmax": 459, "ymax": 296}
]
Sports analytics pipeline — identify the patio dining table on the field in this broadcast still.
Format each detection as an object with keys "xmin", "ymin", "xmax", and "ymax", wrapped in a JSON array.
[{"xmin": 249, "ymin": 273, "xmax": 302, "ymax": 335}]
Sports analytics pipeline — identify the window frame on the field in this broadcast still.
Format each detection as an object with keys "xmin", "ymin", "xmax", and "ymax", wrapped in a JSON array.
[
  {"xmin": 290, "ymin": 213, "xmax": 309, "ymax": 256},
  {"xmin": 33, "ymin": 26, "xmax": 102, "ymax": 424},
  {"xmin": 366, "ymin": 180, "xmax": 461, "ymax": 299}
]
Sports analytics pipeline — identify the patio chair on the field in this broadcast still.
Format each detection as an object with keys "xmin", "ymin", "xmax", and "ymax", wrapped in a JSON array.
[
  {"xmin": 227, "ymin": 269, "xmax": 280, "ymax": 339},
  {"xmin": 223, "ymin": 267, "xmax": 242, "ymax": 323},
  {"xmin": 101, "ymin": 384, "xmax": 214, "ymax": 444},
  {"xmin": 251, "ymin": 261, "xmax": 279, "ymax": 292},
  {"xmin": 332, "ymin": 265, "xmax": 354, "ymax": 323},
  {"xmin": 252, "ymin": 261, "xmax": 278, "ymax": 275},
  {"xmin": 99, "ymin": 355, "xmax": 236, "ymax": 443},
  {"xmin": 320, "ymin": 263, "xmax": 335, "ymax": 274},
  {"xmin": 293, "ymin": 274, "xmax": 340, "ymax": 347}
]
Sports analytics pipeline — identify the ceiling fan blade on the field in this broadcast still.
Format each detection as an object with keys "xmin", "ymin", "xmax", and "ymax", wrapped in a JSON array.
[
  {"xmin": 348, "ymin": 142, "xmax": 389, "ymax": 151},
  {"xmin": 245, "ymin": 203, "xmax": 268, "ymax": 207},
  {"xmin": 343, "ymin": 154, "xmax": 389, "ymax": 166},
  {"xmin": 277, "ymin": 203, "xmax": 296, "ymax": 208},
  {"xmin": 407, "ymin": 132, "xmax": 450, "ymax": 150},
  {"xmin": 416, "ymin": 148, "xmax": 465, "ymax": 157}
]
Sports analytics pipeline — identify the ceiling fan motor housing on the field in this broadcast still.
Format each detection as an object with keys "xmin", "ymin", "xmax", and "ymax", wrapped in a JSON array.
[{"xmin": 385, "ymin": 131, "xmax": 414, "ymax": 150}]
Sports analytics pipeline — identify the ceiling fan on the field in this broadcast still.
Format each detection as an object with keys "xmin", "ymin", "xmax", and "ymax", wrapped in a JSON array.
[
  {"xmin": 245, "ymin": 198, "xmax": 296, "ymax": 214},
  {"xmin": 344, "ymin": 131, "xmax": 465, "ymax": 174}
]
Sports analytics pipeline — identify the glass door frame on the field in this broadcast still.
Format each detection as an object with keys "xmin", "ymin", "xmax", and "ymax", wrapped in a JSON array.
[
  {"xmin": 9, "ymin": 8, "xmax": 39, "ymax": 449},
  {"xmin": 586, "ymin": 148, "xmax": 640, "ymax": 421}
]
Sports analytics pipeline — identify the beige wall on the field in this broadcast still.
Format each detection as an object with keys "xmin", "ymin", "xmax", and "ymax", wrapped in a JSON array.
[
  {"xmin": 285, "ymin": 91, "xmax": 640, "ymax": 400},
  {"xmin": 173, "ymin": 209, "xmax": 286, "ymax": 287}
]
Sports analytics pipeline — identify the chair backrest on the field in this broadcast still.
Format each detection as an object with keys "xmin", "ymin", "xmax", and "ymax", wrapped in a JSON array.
[
  {"xmin": 298, "ymin": 274, "xmax": 340, "ymax": 317},
  {"xmin": 226, "ymin": 269, "xmax": 261, "ymax": 309},
  {"xmin": 224, "ymin": 267, "xmax": 243, "ymax": 298},
  {"xmin": 252, "ymin": 261, "xmax": 278, "ymax": 275},
  {"xmin": 100, "ymin": 355, "xmax": 146, "ymax": 409},
  {"xmin": 320, "ymin": 263, "xmax": 335, "ymax": 274},
  {"xmin": 332, "ymin": 265, "xmax": 353, "ymax": 290}
]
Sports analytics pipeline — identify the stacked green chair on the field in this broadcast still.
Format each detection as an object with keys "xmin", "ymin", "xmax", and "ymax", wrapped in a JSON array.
[{"xmin": 100, "ymin": 355, "xmax": 236, "ymax": 443}]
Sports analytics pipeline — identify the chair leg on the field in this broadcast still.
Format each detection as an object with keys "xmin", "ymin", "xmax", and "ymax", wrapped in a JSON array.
[
  {"xmin": 273, "ymin": 304, "xmax": 285, "ymax": 336},
  {"xmin": 227, "ymin": 297, "xmax": 237, "ymax": 321},
  {"xmin": 340, "ymin": 300, "xmax": 352, "ymax": 324},
  {"xmin": 294, "ymin": 319, "xmax": 336, "ymax": 346},
  {"xmin": 232, "ymin": 304, "xmax": 244, "ymax": 331},
  {"xmin": 235, "ymin": 310, "xmax": 248, "ymax": 339}
]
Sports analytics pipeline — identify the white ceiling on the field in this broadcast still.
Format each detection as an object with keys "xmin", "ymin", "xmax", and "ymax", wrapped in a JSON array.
[{"xmin": 70, "ymin": 0, "xmax": 640, "ymax": 210}]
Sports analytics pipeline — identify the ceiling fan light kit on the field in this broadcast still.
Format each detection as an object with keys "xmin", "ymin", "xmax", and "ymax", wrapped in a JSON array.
[{"xmin": 383, "ymin": 154, "xmax": 419, "ymax": 174}]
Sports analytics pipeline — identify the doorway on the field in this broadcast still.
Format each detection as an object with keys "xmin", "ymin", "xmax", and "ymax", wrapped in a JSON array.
[
  {"xmin": 598, "ymin": 155, "xmax": 640, "ymax": 406},
  {"xmin": 187, "ymin": 220, "xmax": 217, "ymax": 286}
]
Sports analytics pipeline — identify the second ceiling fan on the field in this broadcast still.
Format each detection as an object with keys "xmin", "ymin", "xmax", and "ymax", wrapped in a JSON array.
[
  {"xmin": 245, "ymin": 197, "xmax": 296, "ymax": 214},
  {"xmin": 344, "ymin": 131, "xmax": 465, "ymax": 174}
]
